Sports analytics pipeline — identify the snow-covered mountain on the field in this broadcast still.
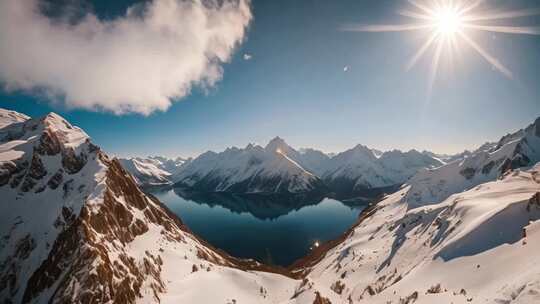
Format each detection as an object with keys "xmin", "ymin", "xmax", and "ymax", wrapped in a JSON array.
[
  {"xmin": 322, "ymin": 146, "xmax": 444, "ymax": 198},
  {"xmin": 422, "ymin": 149, "xmax": 473, "ymax": 165},
  {"xmin": 173, "ymin": 137, "xmax": 327, "ymax": 194},
  {"xmin": 119, "ymin": 156, "xmax": 188, "ymax": 187},
  {"xmin": 0, "ymin": 109, "xmax": 297, "ymax": 303},
  {"xmin": 173, "ymin": 137, "xmax": 444, "ymax": 197},
  {"xmin": 407, "ymin": 117, "xmax": 540, "ymax": 207}
]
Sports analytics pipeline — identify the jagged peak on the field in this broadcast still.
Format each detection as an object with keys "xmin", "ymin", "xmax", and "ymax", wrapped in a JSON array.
[
  {"xmin": 265, "ymin": 136, "xmax": 292, "ymax": 153},
  {"xmin": 266, "ymin": 136, "xmax": 287, "ymax": 145},
  {"xmin": 37, "ymin": 112, "xmax": 90, "ymax": 149},
  {"xmin": 0, "ymin": 108, "xmax": 30, "ymax": 129},
  {"xmin": 349, "ymin": 144, "xmax": 376, "ymax": 156}
]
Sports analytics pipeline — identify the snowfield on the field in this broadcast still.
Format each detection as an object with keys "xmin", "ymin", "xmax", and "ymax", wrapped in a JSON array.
[{"xmin": 1, "ymin": 108, "xmax": 539, "ymax": 304}]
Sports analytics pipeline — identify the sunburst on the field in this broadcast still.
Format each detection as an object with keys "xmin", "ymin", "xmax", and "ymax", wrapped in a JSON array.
[{"xmin": 344, "ymin": 0, "xmax": 540, "ymax": 94}]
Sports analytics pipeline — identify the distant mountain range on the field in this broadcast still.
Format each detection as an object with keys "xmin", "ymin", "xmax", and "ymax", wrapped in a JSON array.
[
  {"xmin": 123, "ymin": 118, "xmax": 540, "ymax": 202},
  {"xmin": 124, "ymin": 137, "xmax": 454, "ymax": 198}
]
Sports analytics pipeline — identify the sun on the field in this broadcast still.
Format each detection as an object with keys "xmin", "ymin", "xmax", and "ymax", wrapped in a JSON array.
[
  {"xmin": 343, "ymin": 0, "xmax": 540, "ymax": 94},
  {"xmin": 435, "ymin": 7, "xmax": 462, "ymax": 35}
]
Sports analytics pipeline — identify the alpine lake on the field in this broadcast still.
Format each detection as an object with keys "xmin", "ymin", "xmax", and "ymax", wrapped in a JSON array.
[{"xmin": 150, "ymin": 188, "xmax": 368, "ymax": 267}]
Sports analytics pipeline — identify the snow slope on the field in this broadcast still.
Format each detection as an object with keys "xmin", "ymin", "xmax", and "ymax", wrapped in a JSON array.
[
  {"xmin": 119, "ymin": 156, "xmax": 188, "ymax": 187},
  {"xmin": 0, "ymin": 109, "xmax": 299, "ymax": 303},
  {"xmin": 287, "ymin": 163, "xmax": 540, "ymax": 304}
]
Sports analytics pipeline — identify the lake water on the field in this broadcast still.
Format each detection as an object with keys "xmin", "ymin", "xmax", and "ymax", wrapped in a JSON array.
[{"xmin": 152, "ymin": 190, "xmax": 366, "ymax": 266}]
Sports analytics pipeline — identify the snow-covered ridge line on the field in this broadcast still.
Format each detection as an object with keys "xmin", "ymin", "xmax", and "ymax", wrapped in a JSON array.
[
  {"xmin": 172, "ymin": 137, "xmax": 447, "ymax": 197},
  {"xmin": 406, "ymin": 116, "xmax": 540, "ymax": 207},
  {"xmin": 167, "ymin": 116, "xmax": 538, "ymax": 198}
]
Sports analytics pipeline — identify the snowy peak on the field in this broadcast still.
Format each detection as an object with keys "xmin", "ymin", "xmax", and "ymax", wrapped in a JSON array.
[
  {"xmin": 174, "ymin": 137, "xmax": 325, "ymax": 194},
  {"xmin": 265, "ymin": 136, "xmax": 293, "ymax": 154},
  {"xmin": 406, "ymin": 116, "xmax": 540, "ymax": 207},
  {"xmin": 347, "ymin": 144, "xmax": 378, "ymax": 160},
  {"xmin": 321, "ymin": 145, "xmax": 443, "ymax": 197},
  {"xmin": 0, "ymin": 108, "xmax": 30, "ymax": 128},
  {"xmin": 119, "ymin": 155, "xmax": 188, "ymax": 187}
]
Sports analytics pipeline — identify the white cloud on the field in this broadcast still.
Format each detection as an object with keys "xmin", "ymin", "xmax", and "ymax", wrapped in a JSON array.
[
  {"xmin": 0, "ymin": 0, "xmax": 252, "ymax": 115},
  {"xmin": 243, "ymin": 53, "xmax": 252, "ymax": 60}
]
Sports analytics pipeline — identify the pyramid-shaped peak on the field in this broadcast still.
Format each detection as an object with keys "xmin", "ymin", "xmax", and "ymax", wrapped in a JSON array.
[
  {"xmin": 265, "ymin": 136, "xmax": 291, "ymax": 152},
  {"xmin": 351, "ymin": 144, "xmax": 374, "ymax": 154}
]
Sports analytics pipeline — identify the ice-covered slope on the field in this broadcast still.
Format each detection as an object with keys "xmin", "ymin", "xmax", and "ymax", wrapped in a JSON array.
[
  {"xmin": 407, "ymin": 117, "xmax": 540, "ymax": 207},
  {"xmin": 0, "ymin": 110, "xmax": 298, "ymax": 303},
  {"xmin": 287, "ymin": 163, "xmax": 540, "ymax": 304},
  {"xmin": 174, "ymin": 137, "xmax": 327, "ymax": 194},
  {"xmin": 119, "ymin": 156, "xmax": 187, "ymax": 187}
]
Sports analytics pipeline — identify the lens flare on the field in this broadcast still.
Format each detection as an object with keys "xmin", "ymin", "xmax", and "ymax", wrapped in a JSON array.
[{"xmin": 343, "ymin": 0, "xmax": 540, "ymax": 94}]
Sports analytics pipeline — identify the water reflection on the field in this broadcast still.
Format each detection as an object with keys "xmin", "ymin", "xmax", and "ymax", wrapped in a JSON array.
[
  {"xmin": 152, "ymin": 189, "xmax": 367, "ymax": 266},
  {"xmin": 174, "ymin": 190, "xmax": 332, "ymax": 220}
]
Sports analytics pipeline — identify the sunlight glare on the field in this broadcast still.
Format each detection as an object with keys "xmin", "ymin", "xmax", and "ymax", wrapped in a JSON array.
[{"xmin": 435, "ymin": 7, "xmax": 462, "ymax": 35}]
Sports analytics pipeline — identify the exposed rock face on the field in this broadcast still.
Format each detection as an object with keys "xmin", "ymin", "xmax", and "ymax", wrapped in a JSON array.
[
  {"xmin": 20, "ymin": 157, "xmax": 175, "ymax": 303},
  {"xmin": 0, "ymin": 112, "xmax": 188, "ymax": 302}
]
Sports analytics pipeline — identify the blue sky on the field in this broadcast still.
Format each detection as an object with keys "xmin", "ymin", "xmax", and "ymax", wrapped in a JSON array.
[{"xmin": 0, "ymin": 0, "xmax": 539, "ymax": 157}]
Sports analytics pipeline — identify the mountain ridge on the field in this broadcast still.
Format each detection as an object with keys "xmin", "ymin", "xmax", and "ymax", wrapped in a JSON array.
[{"xmin": 170, "ymin": 136, "xmax": 447, "ymax": 198}]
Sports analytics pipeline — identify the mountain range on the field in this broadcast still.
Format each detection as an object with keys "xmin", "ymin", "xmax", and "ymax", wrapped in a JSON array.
[
  {"xmin": 128, "ymin": 137, "xmax": 451, "ymax": 198},
  {"xmin": 125, "ymin": 119, "xmax": 540, "ymax": 203},
  {"xmin": 1, "ymin": 108, "xmax": 539, "ymax": 303}
]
